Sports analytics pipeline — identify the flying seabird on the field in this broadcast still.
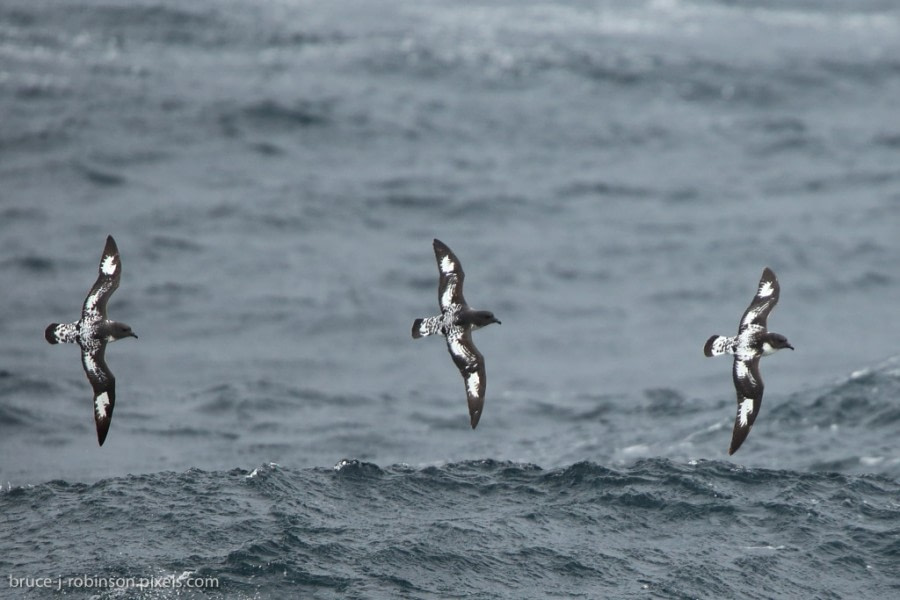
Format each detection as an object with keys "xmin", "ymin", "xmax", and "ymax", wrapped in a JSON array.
[
  {"xmin": 412, "ymin": 239, "xmax": 501, "ymax": 428},
  {"xmin": 704, "ymin": 267, "xmax": 793, "ymax": 455},
  {"xmin": 45, "ymin": 235, "xmax": 138, "ymax": 446}
]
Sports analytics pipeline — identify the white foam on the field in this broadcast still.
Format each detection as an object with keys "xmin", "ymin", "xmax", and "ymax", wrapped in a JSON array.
[
  {"xmin": 621, "ymin": 444, "xmax": 651, "ymax": 457},
  {"xmin": 850, "ymin": 368, "xmax": 870, "ymax": 380},
  {"xmin": 742, "ymin": 545, "xmax": 786, "ymax": 552},
  {"xmin": 175, "ymin": 571, "xmax": 194, "ymax": 584},
  {"xmin": 247, "ymin": 462, "xmax": 279, "ymax": 477}
]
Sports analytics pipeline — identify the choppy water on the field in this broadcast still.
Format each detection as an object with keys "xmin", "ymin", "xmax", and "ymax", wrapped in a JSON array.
[
  {"xmin": 3, "ymin": 459, "xmax": 900, "ymax": 599},
  {"xmin": 1, "ymin": 0, "xmax": 899, "ymax": 597}
]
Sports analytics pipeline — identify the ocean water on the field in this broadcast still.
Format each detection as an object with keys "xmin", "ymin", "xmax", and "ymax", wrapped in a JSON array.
[{"xmin": 1, "ymin": 0, "xmax": 899, "ymax": 597}]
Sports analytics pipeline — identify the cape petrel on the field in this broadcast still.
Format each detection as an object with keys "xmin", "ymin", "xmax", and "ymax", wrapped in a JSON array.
[
  {"xmin": 45, "ymin": 235, "xmax": 138, "ymax": 446},
  {"xmin": 412, "ymin": 239, "xmax": 501, "ymax": 428},
  {"xmin": 704, "ymin": 267, "xmax": 793, "ymax": 455}
]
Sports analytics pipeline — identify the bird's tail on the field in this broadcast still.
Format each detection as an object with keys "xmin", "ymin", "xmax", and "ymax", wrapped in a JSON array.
[
  {"xmin": 45, "ymin": 322, "xmax": 78, "ymax": 345},
  {"xmin": 45, "ymin": 324, "xmax": 62, "ymax": 344},
  {"xmin": 412, "ymin": 319, "xmax": 425, "ymax": 339},
  {"xmin": 412, "ymin": 315, "xmax": 442, "ymax": 339},
  {"xmin": 704, "ymin": 335, "xmax": 734, "ymax": 357}
]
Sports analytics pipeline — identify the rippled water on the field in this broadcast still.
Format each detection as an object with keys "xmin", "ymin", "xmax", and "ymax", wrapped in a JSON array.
[
  {"xmin": 1, "ymin": 0, "xmax": 899, "ymax": 597},
  {"xmin": 3, "ymin": 457, "xmax": 899, "ymax": 599}
]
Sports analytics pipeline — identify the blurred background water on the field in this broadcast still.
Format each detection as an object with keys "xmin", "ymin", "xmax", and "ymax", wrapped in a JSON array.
[{"xmin": 1, "ymin": 1, "xmax": 898, "ymax": 597}]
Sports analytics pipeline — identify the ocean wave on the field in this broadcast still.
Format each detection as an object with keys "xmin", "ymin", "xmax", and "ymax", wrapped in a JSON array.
[
  {"xmin": 2, "ymin": 458, "xmax": 898, "ymax": 598},
  {"xmin": 216, "ymin": 99, "xmax": 332, "ymax": 138},
  {"xmin": 773, "ymin": 356, "xmax": 900, "ymax": 427}
]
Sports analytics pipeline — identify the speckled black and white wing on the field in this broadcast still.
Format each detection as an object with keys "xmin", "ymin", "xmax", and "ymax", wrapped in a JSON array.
[
  {"xmin": 445, "ymin": 328, "xmax": 486, "ymax": 429},
  {"xmin": 433, "ymin": 239, "xmax": 467, "ymax": 313},
  {"xmin": 739, "ymin": 267, "xmax": 779, "ymax": 332},
  {"xmin": 728, "ymin": 356, "xmax": 764, "ymax": 455},
  {"xmin": 82, "ymin": 235, "xmax": 121, "ymax": 322},
  {"xmin": 81, "ymin": 340, "xmax": 116, "ymax": 446}
]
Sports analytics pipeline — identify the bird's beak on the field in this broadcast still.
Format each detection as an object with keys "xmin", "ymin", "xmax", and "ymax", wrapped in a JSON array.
[
  {"xmin": 494, "ymin": 318, "xmax": 502, "ymax": 325},
  {"xmin": 787, "ymin": 344, "xmax": 794, "ymax": 350},
  {"xmin": 132, "ymin": 333, "xmax": 139, "ymax": 339}
]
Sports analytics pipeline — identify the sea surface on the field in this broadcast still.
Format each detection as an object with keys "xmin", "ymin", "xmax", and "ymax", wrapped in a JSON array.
[{"xmin": 1, "ymin": 0, "xmax": 899, "ymax": 597}]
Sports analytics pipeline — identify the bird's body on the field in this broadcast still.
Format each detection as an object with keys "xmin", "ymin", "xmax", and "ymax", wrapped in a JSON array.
[
  {"xmin": 46, "ymin": 235, "xmax": 137, "ymax": 446},
  {"xmin": 412, "ymin": 239, "xmax": 500, "ymax": 428}
]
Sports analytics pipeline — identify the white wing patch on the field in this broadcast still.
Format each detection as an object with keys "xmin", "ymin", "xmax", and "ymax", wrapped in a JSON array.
[
  {"xmin": 738, "ymin": 397, "xmax": 754, "ymax": 427},
  {"xmin": 83, "ymin": 351, "xmax": 98, "ymax": 377},
  {"xmin": 735, "ymin": 360, "xmax": 753, "ymax": 384},
  {"xmin": 466, "ymin": 371, "xmax": 481, "ymax": 399},
  {"xmin": 758, "ymin": 280, "xmax": 774, "ymax": 298},
  {"xmin": 100, "ymin": 254, "xmax": 118, "ymax": 276},
  {"xmin": 740, "ymin": 304, "xmax": 768, "ymax": 330},
  {"xmin": 440, "ymin": 255, "xmax": 455, "ymax": 275},
  {"xmin": 448, "ymin": 334, "xmax": 476, "ymax": 365},
  {"xmin": 84, "ymin": 289, "xmax": 103, "ymax": 316},
  {"xmin": 441, "ymin": 280, "xmax": 457, "ymax": 310},
  {"xmin": 95, "ymin": 391, "xmax": 111, "ymax": 418},
  {"xmin": 83, "ymin": 278, "xmax": 116, "ymax": 318},
  {"xmin": 82, "ymin": 346, "xmax": 107, "ymax": 382}
]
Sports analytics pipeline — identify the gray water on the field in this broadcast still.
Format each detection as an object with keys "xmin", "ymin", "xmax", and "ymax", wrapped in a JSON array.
[{"xmin": 1, "ymin": 1, "xmax": 899, "ymax": 597}]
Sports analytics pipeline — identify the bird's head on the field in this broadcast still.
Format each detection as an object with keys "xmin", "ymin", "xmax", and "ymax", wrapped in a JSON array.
[
  {"xmin": 470, "ymin": 311, "xmax": 501, "ymax": 329},
  {"xmin": 762, "ymin": 333, "xmax": 793, "ymax": 354},
  {"xmin": 108, "ymin": 321, "xmax": 138, "ymax": 342}
]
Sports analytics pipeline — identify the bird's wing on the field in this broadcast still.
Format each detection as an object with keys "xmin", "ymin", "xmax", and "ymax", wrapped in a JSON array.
[
  {"xmin": 82, "ymin": 235, "xmax": 122, "ymax": 321},
  {"xmin": 433, "ymin": 238, "xmax": 466, "ymax": 312},
  {"xmin": 728, "ymin": 357, "xmax": 764, "ymax": 455},
  {"xmin": 739, "ymin": 267, "xmax": 779, "ymax": 332},
  {"xmin": 445, "ymin": 327, "xmax": 486, "ymax": 429},
  {"xmin": 81, "ymin": 340, "xmax": 116, "ymax": 446}
]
